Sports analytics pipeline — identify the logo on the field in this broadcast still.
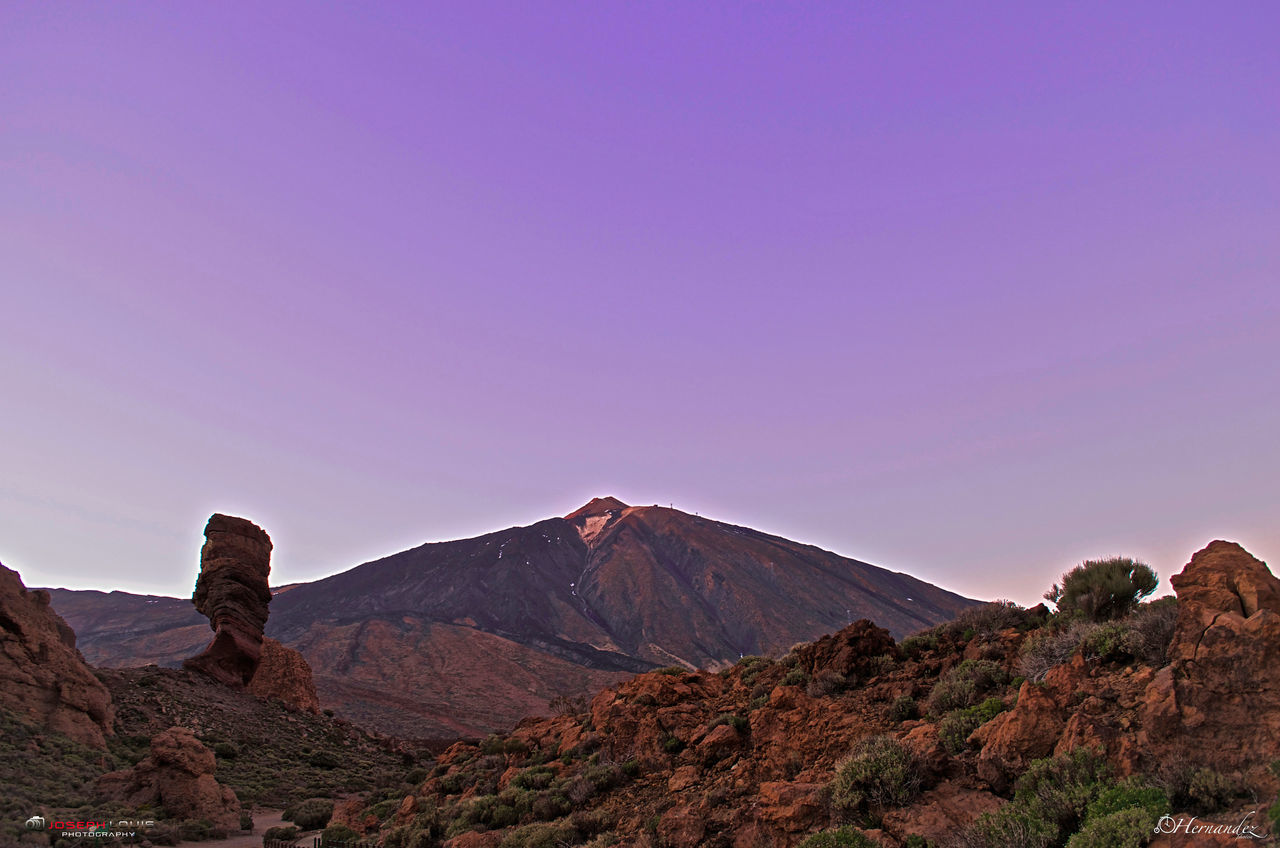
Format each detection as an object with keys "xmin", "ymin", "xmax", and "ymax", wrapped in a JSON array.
[{"xmin": 25, "ymin": 816, "xmax": 45, "ymax": 831}]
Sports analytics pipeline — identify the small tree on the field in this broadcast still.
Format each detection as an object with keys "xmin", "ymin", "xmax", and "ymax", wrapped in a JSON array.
[{"xmin": 1045, "ymin": 557, "xmax": 1157, "ymax": 621}]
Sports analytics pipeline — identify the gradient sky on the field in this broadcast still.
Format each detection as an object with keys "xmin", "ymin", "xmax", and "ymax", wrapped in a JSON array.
[{"xmin": 2, "ymin": 3, "xmax": 1277, "ymax": 607}]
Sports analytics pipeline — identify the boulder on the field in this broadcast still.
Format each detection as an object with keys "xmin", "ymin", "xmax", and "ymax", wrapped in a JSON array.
[
  {"xmin": 97, "ymin": 726, "xmax": 241, "ymax": 829},
  {"xmin": 1141, "ymin": 541, "xmax": 1280, "ymax": 772},
  {"xmin": 183, "ymin": 514, "xmax": 273, "ymax": 687},
  {"xmin": 247, "ymin": 637, "xmax": 320, "ymax": 713},
  {"xmin": 0, "ymin": 563, "xmax": 114, "ymax": 747},
  {"xmin": 796, "ymin": 619, "xmax": 896, "ymax": 679},
  {"xmin": 880, "ymin": 785, "xmax": 1003, "ymax": 844},
  {"xmin": 973, "ymin": 680, "xmax": 1064, "ymax": 790}
]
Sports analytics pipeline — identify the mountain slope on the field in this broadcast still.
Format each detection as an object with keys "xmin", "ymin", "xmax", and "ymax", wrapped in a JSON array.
[{"xmin": 50, "ymin": 498, "xmax": 977, "ymax": 737}]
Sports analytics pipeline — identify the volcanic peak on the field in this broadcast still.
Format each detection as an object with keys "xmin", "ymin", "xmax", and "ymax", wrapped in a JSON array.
[{"xmin": 565, "ymin": 496, "xmax": 629, "ymax": 520}]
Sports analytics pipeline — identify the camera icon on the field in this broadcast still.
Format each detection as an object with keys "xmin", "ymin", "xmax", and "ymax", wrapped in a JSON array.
[{"xmin": 25, "ymin": 816, "xmax": 46, "ymax": 830}]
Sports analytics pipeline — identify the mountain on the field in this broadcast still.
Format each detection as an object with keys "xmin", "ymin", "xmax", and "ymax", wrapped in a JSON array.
[{"xmin": 48, "ymin": 498, "xmax": 976, "ymax": 738}]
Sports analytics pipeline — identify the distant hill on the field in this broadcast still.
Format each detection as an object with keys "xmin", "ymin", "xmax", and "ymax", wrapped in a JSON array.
[{"xmin": 49, "ymin": 497, "xmax": 976, "ymax": 738}]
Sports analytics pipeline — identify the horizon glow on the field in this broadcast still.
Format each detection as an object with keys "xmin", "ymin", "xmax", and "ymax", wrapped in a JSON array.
[{"xmin": 2, "ymin": 3, "xmax": 1277, "ymax": 607}]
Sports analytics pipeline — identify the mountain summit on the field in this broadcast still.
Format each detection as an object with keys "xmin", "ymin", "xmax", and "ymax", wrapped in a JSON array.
[{"xmin": 51, "ymin": 499, "xmax": 976, "ymax": 737}]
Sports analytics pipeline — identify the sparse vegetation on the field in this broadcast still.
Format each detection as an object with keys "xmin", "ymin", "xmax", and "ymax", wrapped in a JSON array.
[
  {"xmin": 797, "ymin": 827, "xmax": 878, "ymax": 847},
  {"xmin": 889, "ymin": 695, "xmax": 919, "ymax": 723},
  {"xmin": 829, "ymin": 735, "xmax": 922, "ymax": 824},
  {"xmin": 926, "ymin": 659, "xmax": 1010, "ymax": 717},
  {"xmin": 938, "ymin": 697, "xmax": 1005, "ymax": 754}
]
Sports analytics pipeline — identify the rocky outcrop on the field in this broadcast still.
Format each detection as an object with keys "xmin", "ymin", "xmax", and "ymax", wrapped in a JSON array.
[
  {"xmin": 247, "ymin": 637, "xmax": 320, "ymax": 713},
  {"xmin": 97, "ymin": 726, "xmax": 241, "ymax": 829},
  {"xmin": 0, "ymin": 563, "xmax": 114, "ymax": 747},
  {"xmin": 183, "ymin": 514, "xmax": 274, "ymax": 687},
  {"xmin": 1141, "ymin": 540, "xmax": 1280, "ymax": 773}
]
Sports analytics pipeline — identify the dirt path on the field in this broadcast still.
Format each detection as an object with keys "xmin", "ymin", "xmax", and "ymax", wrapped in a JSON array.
[{"xmin": 203, "ymin": 809, "xmax": 287, "ymax": 847}]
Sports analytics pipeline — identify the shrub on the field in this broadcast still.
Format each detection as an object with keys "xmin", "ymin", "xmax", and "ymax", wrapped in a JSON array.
[
  {"xmin": 1019, "ymin": 620, "xmax": 1099, "ymax": 682},
  {"xmin": 946, "ymin": 601, "xmax": 1028, "ymax": 641},
  {"xmin": 1065, "ymin": 808, "xmax": 1155, "ymax": 848},
  {"xmin": 656, "ymin": 666, "xmax": 687, "ymax": 676},
  {"xmin": 213, "ymin": 741, "xmax": 240, "ymax": 759},
  {"xmin": 954, "ymin": 806, "xmax": 1056, "ymax": 848},
  {"xmin": 498, "ymin": 821, "xmax": 579, "ymax": 848},
  {"xmin": 1186, "ymin": 767, "xmax": 1238, "ymax": 814},
  {"xmin": 889, "ymin": 695, "xmax": 919, "ymax": 723},
  {"xmin": 321, "ymin": 823, "xmax": 360, "ymax": 846},
  {"xmin": 782, "ymin": 668, "xmax": 810, "ymax": 687},
  {"xmin": 807, "ymin": 670, "xmax": 847, "ymax": 697},
  {"xmin": 1045, "ymin": 557, "xmax": 1158, "ymax": 621},
  {"xmin": 709, "ymin": 713, "xmax": 749, "ymax": 733},
  {"xmin": 548, "ymin": 693, "xmax": 590, "ymax": 716},
  {"xmin": 829, "ymin": 735, "xmax": 921, "ymax": 823},
  {"xmin": 286, "ymin": 798, "xmax": 334, "ymax": 830},
  {"xmin": 661, "ymin": 734, "xmax": 685, "ymax": 754},
  {"xmin": 510, "ymin": 766, "xmax": 554, "ymax": 790},
  {"xmin": 307, "ymin": 751, "xmax": 340, "ymax": 769},
  {"xmin": 239, "ymin": 810, "xmax": 254, "ymax": 831},
  {"xmin": 1013, "ymin": 748, "xmax": 1110, "ymax": 835},
  {"xmin": 737, "ymin": 656, "xmax": 773, "ymax": 686},
  {"xmin": 926, "ymin": 660, "xmax": 1010, "ymax": 717},
  {"xmin": 796, "ymin": 827, "xmax": 877, "ymax": 847},
  {"xmin": 899, "ymin": 632, "xmax": 939, "ymax": 659},
  {"xmin": 1123, "ymin": 597, "xmax": 1178, "ymax": 665},
  {"xmin": 262, "ymin": 824, "xmax": 299, "ymax": 843},
  {"xmin": 938, "ymin": 697, "xmax": 1006, "ymax": 754}
]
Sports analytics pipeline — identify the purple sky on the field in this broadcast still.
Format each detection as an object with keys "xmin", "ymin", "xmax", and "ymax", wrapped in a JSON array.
[{"xmin": 2, "ymin": 3, "xmax": 1277, "ymax": 607}]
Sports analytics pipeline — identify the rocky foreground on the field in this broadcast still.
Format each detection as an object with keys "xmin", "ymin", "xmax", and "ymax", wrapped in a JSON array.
[{"xmin": 326, "ymin": 540, "xmax": 1280, "ymax": 847}]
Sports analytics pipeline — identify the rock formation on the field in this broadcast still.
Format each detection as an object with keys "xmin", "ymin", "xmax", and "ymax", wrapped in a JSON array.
[
  {"xmin": 182, "ymin": 514, "xmax": 321, "ymax": 713},
  {"xmin": 247, "ymin": 636, "xmax": 320, "ymax": 713},
  {"xmin": 1141, "ymin": 540, "xmax": 1280, "ymax": 773},
  {"xmin": 97, "ymin": 726, "xmax": 241, "ymax": 829},
  {"xmin": 183, "ymin": 514, "xmax": 274, "ymax": 687},
  {"xmin": 0, "ymin": 563, "xmax": 114, "ymax": 747}
]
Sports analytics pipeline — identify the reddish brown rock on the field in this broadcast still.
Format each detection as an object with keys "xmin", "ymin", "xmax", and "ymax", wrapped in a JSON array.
[
  {"xmin": 755, "ymin": 781, "xmax": 827, "ymax": 834},
  {"xmin": 1141, "ymin": 541, "xmax": 1280, "ymax": 773},
  {"xmin": 881, "ymin": 785, "xmax": 1003, "ymax": 845},
  {"xmin": 973, "ymin": 680, "xmax": 1064, "ymax": 790},
  {"xmin": 795, "ymin": 619, "xmax": 897, "ymax": 679},
  {"xmin": 183, "ymin": 515, "xmax": 274, "ymax": 687},
  {"xmin": 97, "ymin": 726, "xmax": 241, "ymax": 829},
  {"xmin": 247, "ymin": 637, "xmax": 320, "ymax": 713},
  {"xmin": 0, "ymin": 563, "xmax": 114, "ymax": 747},
  {"xmin": 657, "ymin": 805, "xmax": 706, "ymax": 848}
]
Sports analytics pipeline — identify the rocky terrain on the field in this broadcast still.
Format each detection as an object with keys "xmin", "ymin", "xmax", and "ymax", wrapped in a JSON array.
[
  {"xmin": 322, "ymin": 540, "xmax": 1280, "ymax": 848},
  {"xmin": 49, "ymin": 498, "xmax": 976, "ymax": 738},
  {"xmin": 0, "ymin": 562, "xmax": 114, "ymax": 747}
]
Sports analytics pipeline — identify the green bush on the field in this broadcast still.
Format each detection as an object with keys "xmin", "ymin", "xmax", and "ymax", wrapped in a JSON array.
[
  {"xmin": 307, "ymin": 751, "xmax": 340, "ymax": 769},
  {"xmin": 938, "ymin": 697, "xmax": 1005, "ymax": 754},
  {"xmin": 1014, "ymin": 749, "xmax": 1110, "ymax": 835},
  {"xmin": 829, "ymin": 735, "xmax": 921, "ymax": 823},
  {"xmin": 213, "ymin": 741, "xmax": 240, "ymax": 759},
  {"xmin": 899, "ymin": 632, "xmax": 939, "ymax": 658},
  {"xmin": 510, "ymin": 766, "xmax": 554, "ymax": 790},
  {"xmin": 889, "ymin": 695, "xmax": 919, "ymax": 723},
  {"xmin": 321, "ymin": 823, "xmax": 360, "ymax": 846},
  {"xmin": 656, "ymin": 666, "xmax": 687, "ymax": 676},
  {"xmin": 782, "ymin": 668, "xmax": 810, "ymax": 687},
  {"xmin": 1186, "ymin": 767, "xmax": 1238, "ymax": 814},
  {"xmin": 709, "ymin": 713, "xmax": 749, "ymax": 733},
  {"xmin": 286, "ymin": 797, "xmax": 334, "ymax": 830},
  {"xmin": 262, "ymin": 824, "xmax": 299, "ymax": 843},
  {"xmin": 1065, "ymin": 808, "xmax": 1155, "ymax": 848},
  {"xmin": 239, "ymin": 810, "xmax": 254, "ymax": 831},
  {"xmin": 661, "ymin": 734, "xmax": 685, "ymax": 754},
  {"xmin": 955, "ymin": 806, "xmax": 1056, "ymax": 848},
  {"xmin": 1045, "ymin": 557, "xmax": 1158, "ymax": 621},
  {"xmin": 926, "ymin": 659, "xmax": 1010, "ymax": 716},
  {"xmin": 796, "ymin": 827, "xmax": 877, "ymax": 847},
  {"xmin": 498, "ymin": 821, "xmax": 579, "ymax": 848}
]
